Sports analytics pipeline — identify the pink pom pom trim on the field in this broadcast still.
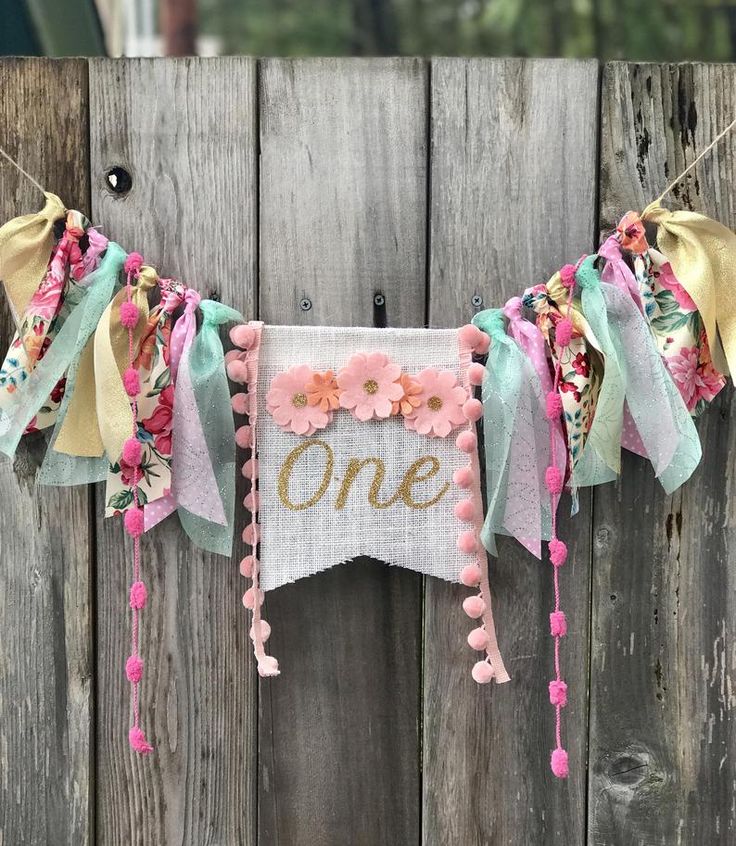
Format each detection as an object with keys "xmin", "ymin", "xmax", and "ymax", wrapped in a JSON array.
[
  {"xmin": 546, "ymin": 391, "xmax": 563, "ymax": 420},
  {"xmin": 457, "ymin": 531, "xmax": 478, "ymax": 554},
  {"xmin": 230, "ymin": 324, "xmax": 256, "ymax": 350},
  {"xmin": 226, "ymin": 359, "xmax": 249, "ymax": 384},
  {"xmin": 549, "ymin": 679, "xmax": 568, "ymax": 707},
  {"xmin": 474, "ymin": 332, "xmax": 490, "ymax": 355},
  {"xmin": 243, "ymin": 490, "xmax": 259, "ymax": 511},
  {"xmin": 459, "ymin": 563, "xmax": 481, "ymax": 587},
  {"xmin": 454, "ymin": 499, "xmax": 475, "ymax": 522},
  {"xmin": 239, "ymin": 555, "xmax": 255, "ymax": 578},
  {"xmin": 242, "ymin": 587, "xmax": 264, "ymax": 609},
  {"xmin": 124, "ymin": 507, "xmax": 145, "ymax": 538},
  {"xmin": 243, "ymin": 522, "xmax": 260, "ymax": 546},
  {"xmin": 549, "ymin": 538, "xmax": 568, "ymax": 567},
  {"xmin": 550, "ymin": 610, "xmax": 567, "ymax": 636},
  {"xmin": 462, "ymin": 397, "xmax": 483, "ymax": 423},
  {"xmin": 456, "ymin": 430, "xmax": 477, "ymax": 454},
  {"xmin": 468, "ymin": 363, "xmax": 485, "ymax": 386},
  {"xmin": 453, "ymin": 466, "xmax": 474, "ymax": 489},
  {"xmin": 122, "ymin": 437, "xmax": 142, "ymax": 467},
  {"xmin": 232, "ymin": 393, "xmax": 249, "ymax": 416},
  {"xmin": 123, "ymin": 368, "xmax": 140, "ymax": 398},
  {"xmin": 235, "ymin": 425, "xmax": 252, "ymax": 449},
  {"xmin": 129, "ymin": 580, "xmax": 147, "ymax": 609},
  {"xmin": 119, "ymin": 300, "xmax": 140, "ymax": 329},
  {"xmin": 471, "ymin": 660, "xmax": 494, "ymax": 684},
  {"xmin": 545, "ymin": 465, "xmax": 563, "ymax": 495},
  {"xmin": 258, "ymin": 655, "xmax": 280, "ymax": 677},
  {"xmin": 559, "ymin": 263, "xmax": 576, "ymax": 289},
  {"xmin": 555, "ymin": 318, "xmax": 573, "ymax": 348},
  {"xmin": 467, "ymin": 627, "xmax": 489, "ymax": 651},
  {"xmin": 458, "ymin": 324, "xmax": 483, "ymax": 348},
  {"xmin": 123, "ymin": 252, "xmax": 144, "ymax": 276},
  {"xmin": 126, "ymin": 655, "xmax": 143, "ymax": 683},
  {"xmin": 551, "ymin": 748, "xmax": 569, "ymax": 779},
  {"xmin": 242, "ymin": 458, "xmax": 258, "ymax": 478},
  {"xmin": 462, "ymin": 595, "xmax": 485, "ymax": 619},
  {"xmin": 250, "ymin": 619, "xmax": 272, "ymax": 642},
  {"xmin": 129, "ymin": 725, "xmax": 153, "ymax": 755}
]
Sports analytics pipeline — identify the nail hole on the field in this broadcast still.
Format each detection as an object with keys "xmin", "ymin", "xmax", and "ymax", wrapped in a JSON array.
[
  {"xmin": 105, "ymin": 166, "xmax": 132, "ymax": 195},
  {"xmin": 373, "ymin": 292, "xmax": 385, "ymax": 307},
  {"xmin": 299, "ymin": 297, "xmax": 312, "ymax": 312},
  {"xmin": 471, "ymin": 294, "xmax": 483, "ymax": 308}
]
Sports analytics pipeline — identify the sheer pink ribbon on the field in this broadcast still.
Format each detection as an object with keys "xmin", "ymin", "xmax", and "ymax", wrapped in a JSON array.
[{"xmin": 144, "ymin": 288, "xmax": 227, "ymax": 531}]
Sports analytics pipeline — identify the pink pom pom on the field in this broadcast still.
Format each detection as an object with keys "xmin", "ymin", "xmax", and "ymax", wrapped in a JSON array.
[
  {"xmin": 471, "ymin": 660, "xmax": 495, "ymax": 684},
  {"xmin": 549, "ymin": 679, "xmax": 568, "ymax": 706},
  {"xmin": 243, "ymin": 522, "xmax": 260, "ymax": 546},
  {"xmin": 454, "ymin": 499, "xmax": 475, "ymax": 522},
  {"xmin": 456, "ymin": 430, "xmax": 477, "ymax": 453},
  {"xmin": 467, "ymin": 627, "xmax": 489, "ymax": 651},
  {"xmin": 462, "ymin": 595, "xmax": 485, "ymax": 619},
  {"xmin": 122, "ymin": 437, "xmax": 142, "ymax": 467},
  {"xmin": 123, "ymin": 368, "xmax": 140, "ymax": 398},
  {"xmin": 242, "ymin": 458, "xmax": 258, "ymax": 478},
  {"xmin": 549, "ymin": 538, "xmax": 568, "ymax": 567},
  {"xmin": 250, "ymin": 619, "xmax": 271, "ymax": 642},
  {"xmin": 457, "ymin": 531, "xmax": 478, "ymax": 554},
  {"xmin": 129, "ymin": 580, "xmax": 147, "ymax": 609},
  {"xmin": 239, "ymin": 555, "xmax": 255, "ymax": 578},
  {"xmin": 242, "ymin": 586, "xmax": 264, "ymax": 609},
  {"xmin": 474, "ymin": 333, "xmax": 490, "ymax": 355},
  {"xmin": 129, "ymin": 725, "xmax": 153, "ymax": 754},
  {"xmin": 119, "ymin": 300, "xmax": 140, "ymax": 329},
  {"xmin": 232, "ymin": 393, "xmax": 250, "ymax": 416},
  {"xmin": 468, "ymin": 363, "xmax": 485, "ymax": 386},
  {"xmin": 560, "ymin": 263, "xmax": 577, "ymax": 289},
  {"xmin": 551, "ymin": 747, "xmax": 569, "ymax": 779},
  {"xmin": 460, "ymin": 563, "xmax": 481, "ymax": 587},
  {"xmin": 124, "ymin": 507, "xmax": 144, "ymax": 538},
  {"xmin": 546, "ymin": 391, "xmax": 563, "ymax": 420},
  {"xmin": 545, "ymin": 465, "xmax": 563, "ymax": 495},
  {"xmin": 123, "ymin": 252, "xmax": 144, "ymax": 276},
  {"xmin": 235, "ymin": 425, "xmax": 252, "ymax": 449},
  {"xmin": 244, "ymin": 490, "xmax": 259, "ymax": 511},
  {"xmin": 555, "ymin": 318, "xmax": 573, "ymax": 348},
  {"xmin": 257, "ymin": 655, "xmax": 280, "ymax": 677},
  {"xmin": 459, "ymin": 324, "xmax": 483, "ymax": 349},
  {"xmin": 227, "ymin": 359, "xmax": 249, "ymax": 384},
  {"xmin": 453, "ymin": 466, "xmax": 474, "ymax": 489},
  {"xmin": 230, "ymin": 324, "xmax": 256, "ymax": 350},
  {"xmin": 462, "ymin": 397, "xmax": 483, "ymax": 423},
  {"xmin": 126, "ymin": 655, "xmax": 143, "ymax": 683},
  {"xmin": 550, "ymin": 610, "xmax": 567, "ymax": 636}
]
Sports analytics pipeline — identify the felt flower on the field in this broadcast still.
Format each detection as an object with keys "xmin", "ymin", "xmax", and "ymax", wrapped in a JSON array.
[
  {"xmin": 142, "ymin": 384, "xmax": 174, "ymax": 454},
  {"xmin": 656, "ymin": 262, "xmax": 698, "ymax": 312},
  {"xmin": 404, "ymin": 368, "xmax": 467, "ymax": 437},
  {"xmin": 392, "ymin": 373, "xmax": 423, "ymax": 416},
  {"xmin": 337, "ymin": 352, "xmax": 403, "ymax": 421},
  {"xmin": 267, "ymin": 365, "xmax": 331, "ymax": 435},
  {"xmin": 571, "ymin": 351, "xmax": 590, "ymax": 378},
  {"xmin": 666, "ymin": 346, "xmax": 724, "ymax": 411},
  {"xmin": 306, "ymin": 370, "xmax": 341, "ymax": 412}
]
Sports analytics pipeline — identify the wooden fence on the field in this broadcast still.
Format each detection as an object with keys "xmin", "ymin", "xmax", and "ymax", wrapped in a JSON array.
[{"xmin": 0, "ymin": 56, "xmax": 734, "ymax": 846}]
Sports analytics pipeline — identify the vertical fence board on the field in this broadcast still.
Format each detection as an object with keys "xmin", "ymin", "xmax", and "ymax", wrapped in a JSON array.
[
  {"xmin": 424, "ymin": 58, "xmax": 599, "ymax": 845},
  {"xmin": 0, "ymin": 57, "xmax": 93, "ymax": 846},
  {"xmin": 258, "ymin": 58, "xmax": 427, "ymax": 846},
  {"xmin": 89, "ymin": 57, "xmax": 257, "ymax": 845},
  {"xmin": 590, "ymin": 62, "xmax": 736, "ymax": 845}
]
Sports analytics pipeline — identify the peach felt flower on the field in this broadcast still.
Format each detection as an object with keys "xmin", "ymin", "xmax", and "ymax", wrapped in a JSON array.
[
  {"xmin": 337, "ymin": 352, "xmax": 403, "ymax": 421},
  {"xmin": 306, "ymin": 369, "xmax": 341, "ymax": 412},
  {"xmin": 405, "ymin": 368, "xmax": 467, "ymax": 437},
  {"xmin": 392, "ymin": 373, "xmax": 422, "ymax": 416},
  {"xmin": 267, "ymin": 365, "xmax": 330, "ymax": 435}
]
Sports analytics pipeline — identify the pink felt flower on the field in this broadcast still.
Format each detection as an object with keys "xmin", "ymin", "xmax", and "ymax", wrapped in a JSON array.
[
  {"xmin": 656, "ymin": 262, "xmax": 698, "ymax": 312},
  {"xmin": 405, "ymin": 368, "xmax": 467, "ymax": 438},
  {"xmin": 666, "ymin": 346, "xmax": 724, "ymax": 411},
  {"xmin": 337, "ymin": 352, "xmax": 403, "ymax": 421},
  {"xmin": 267, "ymin": 365, "xmax": 331, "ymax": 435}
]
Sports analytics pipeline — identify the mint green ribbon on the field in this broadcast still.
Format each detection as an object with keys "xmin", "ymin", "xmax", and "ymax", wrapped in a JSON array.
[
  {"xmin": 0, "ymin": 243, "xmax": 125, "ymax": 469},
  {"xmin": 179, "ymin": 299, "xmax": 243, "ymax": 556}
]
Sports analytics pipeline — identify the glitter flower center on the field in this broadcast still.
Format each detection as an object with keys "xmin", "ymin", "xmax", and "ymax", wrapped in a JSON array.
[
  {"xmin": 292, "ymin": 392, "xmax": 308, "ymax": 408},
  {"xmin": 427, "ymin": 395, "xmax": 443, "ymax": 411},
  {"xmin": 363, "ymin": 379, "xmax": 379, "ymax": 395}
]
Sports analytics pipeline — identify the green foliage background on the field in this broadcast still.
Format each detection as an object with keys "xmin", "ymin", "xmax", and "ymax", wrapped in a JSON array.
[{"xmin": 199, "ymin": 0, "xmax": 736, "ymax": 60}]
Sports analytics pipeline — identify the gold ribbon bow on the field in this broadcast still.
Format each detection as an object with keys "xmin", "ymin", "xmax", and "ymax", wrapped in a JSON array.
[
  {"xmin": 0, "ymin": 192, "xmax": 66, "ymax": 326},
  {"xmin": 54, "ymin": 265, "xmax": 157, "ymax": 459},
  {"xmin": 642, "ymin": 199, "xmax": 736, "ymax": 377}
]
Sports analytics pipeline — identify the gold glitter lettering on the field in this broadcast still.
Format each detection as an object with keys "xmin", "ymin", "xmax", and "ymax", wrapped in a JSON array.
[{"xmin": 278, "ymin": 438, "xmax": 334, "ymax": 510}]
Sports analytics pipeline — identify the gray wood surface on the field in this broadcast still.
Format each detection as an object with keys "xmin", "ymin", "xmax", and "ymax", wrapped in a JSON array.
[
  {"xmin": 258, "ymin": 58, "xmax": 427, "ymax": 846},
  {"xmin": 0, "ymin": 58, "xmax": 93, "ymax": 846},
  {"xmin": 425, "ymin": 58, "xmax": 599, "ymax": 845},
  {"xmin": 89, "ymin": 57, "xmax": 258, "ymax": 845},
  {"xmin": 590, "ymin": 61, "xmax": 736, "ymax": 846}
]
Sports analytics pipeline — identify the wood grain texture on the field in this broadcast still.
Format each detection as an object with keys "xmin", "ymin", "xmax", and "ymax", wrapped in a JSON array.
[
  {"xmin": 89, "ymin": 57, "xmax": 258, "ymax": 845},
  {"xmin": 424, "ymin": 58, "xmax": 599, "ymax": 845},
  {"xmin": 258, "ymin": 58, "xmax": 427, "ymax": 846},
  {"xmin": 0, "ymin": 58, "xmax": 93, "ymax": 846},
  {"xmin": 590, "ymin": 62, "xmax": 736, "ymax": 846}
]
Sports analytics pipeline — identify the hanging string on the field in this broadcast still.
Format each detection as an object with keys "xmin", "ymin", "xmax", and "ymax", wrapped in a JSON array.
[
  {"xmin": 656, "ymin": 114, "xmax": 736, "ymax": 203},
  {"xmin": 0, "ymin": 144, "xmax": 47, "ymax": 196}
]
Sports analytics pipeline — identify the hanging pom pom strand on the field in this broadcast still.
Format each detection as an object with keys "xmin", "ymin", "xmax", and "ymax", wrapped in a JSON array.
[
  {"xmin": 129, "ymin": 581, "xmax": 147, "ymax": 609},
  {"xmin": 122, "ymin": 437, "xmax": 142, "ymax": 467},
  {"xmin": 545, "ymin": 465, "xmax": 564, "ymax": 495},
  {"xmin": 546, "ymin": 391, "xmax": 563, "ymax": 420},
  {"xmin": 123, "ymin": 367, "xmax": 141, "ymax": 398},
  {"xmin": 120, "ymin": 300, "xmax": 140, "ymax": 329},
  {"xmin": 550, "ymin": 611, "xmax": 567, "ymax": 636},
  {"xmin": 555, "ymin": 318, "xmax": 573, "ymax": 348},
  {"xmin": 471, "ymin": 660, "xmax": 495, "ymax": 684},
  {"xmin": 124, "ymin": 507, "xmax": 145, "ymax": 538},
  {"xmin": 551, "ymin": 748, "xmax": 569, "ymax": 779}
]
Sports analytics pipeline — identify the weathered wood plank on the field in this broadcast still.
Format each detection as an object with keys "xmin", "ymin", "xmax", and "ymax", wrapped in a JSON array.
[
  {"xmin": 89, "ymin": 57, "xmax": 258, "ymax": 845},
  {"xmin": 425, "ymin": 58, "xmax": 599, "ymax": 845},
  {"xmin": 0, "ymin": 57, "xmax": 93, "ymax": 846},
  {"xmin": 258, "ymin": 57, "xmax": 427, "ymax": 846},
  {"xmin": 590, "ymin": 62, "xmax": 736, "ymax": 846}
]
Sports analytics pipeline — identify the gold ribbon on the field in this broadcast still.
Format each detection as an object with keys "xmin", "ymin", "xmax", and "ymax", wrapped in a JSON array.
[
  {"xmin": 545, "ymin": 269, "xmax": 600, "ymax": 348},
  {"xmin": 0, "ymin": 192, "xmax": 66, "ymax": 325},
  {"xmin": 642, "ymin": 200, "xmax": 736, "ymax": 376},
  {"xmin": 54, "ymin": 266, "xmax": 156, "ymax": 459}
]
